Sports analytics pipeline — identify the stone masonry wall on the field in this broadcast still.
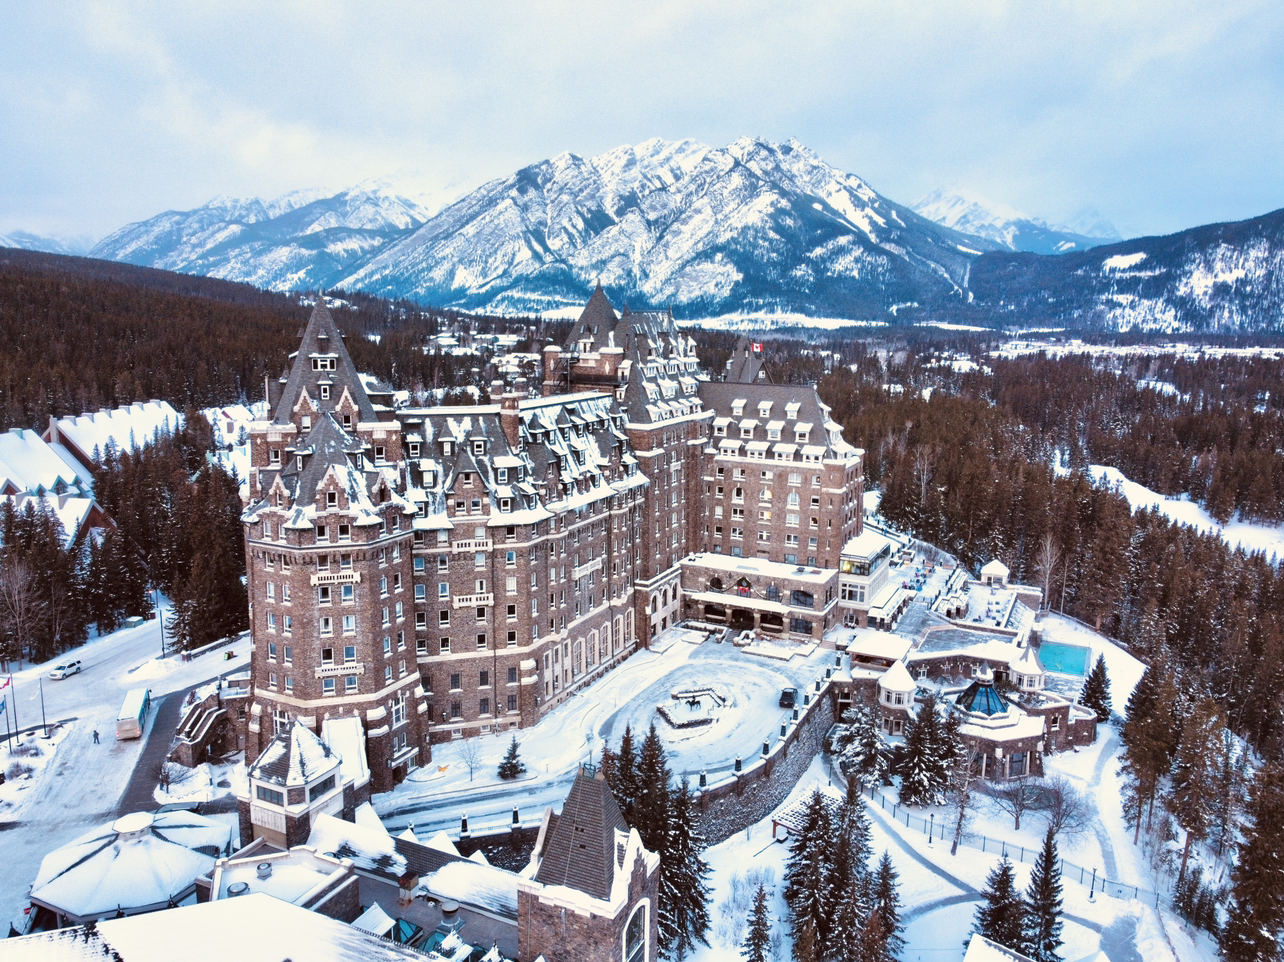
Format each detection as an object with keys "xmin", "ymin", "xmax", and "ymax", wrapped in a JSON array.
[{"xmin": 693, "ymin": 688, "xmax": 837, "ymax": 846}]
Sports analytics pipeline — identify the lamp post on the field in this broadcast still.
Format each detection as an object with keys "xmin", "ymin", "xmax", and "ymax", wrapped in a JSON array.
[{"xmin": 155, "ymin": 587, "xmax": 165, "ymax": 658}]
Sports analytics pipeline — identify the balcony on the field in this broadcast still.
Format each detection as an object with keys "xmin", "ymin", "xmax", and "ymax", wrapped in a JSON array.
[
  {"xmin": 451, "ymin": 539, "xmax": 492, "ymax": 552},
  {"xmin": 452, "ymin": 592, "xmax": 494, "ymax": 609},
  {"xmin": 314, "ymin": 663, "xmax": 365, "ymax": 678},
  {"xmin": 310, "ymin": 571, "xmax": 361, "ymax": 586}
]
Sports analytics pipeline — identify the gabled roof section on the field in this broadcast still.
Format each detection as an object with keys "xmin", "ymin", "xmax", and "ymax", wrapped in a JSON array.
[
  {"xmin": 274, "ymin": 299, "xmax": 377, "ymax": 425},
  {"xmin": 533, "ymin": 769, "xmax": 629, "ymax": 900},
  {"xmin": 279, "ymin": 413, "xmax": 367, "ymax": 507},
  {"xmin": 566, "ymin": 284, "xmax": 620, "ymax": 351},
  {"xmin": 725, "ymin": 336, "xmax": 771, "ymax": 384},
  {"xmin": 248, "ymin": 719, "xmax": 341, "ymax": 787}
]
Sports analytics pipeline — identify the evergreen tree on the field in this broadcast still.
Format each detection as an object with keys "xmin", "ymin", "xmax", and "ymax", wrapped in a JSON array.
[
  {"xmin": 1025, "ymin": 829, "xmax": 1064, "ymax": 962},
  {"xmin": 825, "ymin": 871, "xmax": 871, "ymax": 962},
  {"xmin": 658, "ymin": 778, "xmax": 711, "ymax": 959},
  {"xmin": 784, "ymin": 790, "xmax": 834, "ymax": 962},
  {"xmin": 637, "ymin": 723, "xmax": 673, "ymax": 854},
  {"xmin": 741, "ymin": 883, "xmax": 771, "ymax": 962},
  {"xmin": 1221, "ymin": 759, "xmax": 1284, "ymax": 962},
  {"xmin": 973, "ymin": 857, "xmax": 1029, "ymax": 955},
  {"xmin": 831, "ymin": 698, "xmax": 891, "ymax": 788},
  {"xmin": 1079, "ymin": 654, "xmax": 1112, "ymax": 720},
  {"xmin": 610, "ymin": 725, "xmax": 641, "ymax": 827},
  {"xmin": 899, "ymin": 690, "xmax": 950, "ymax": 806},
  {"xmin": 872, "ymin": 851, "xmax": 905, "ymax": 962},
  {"xmin": 497, "ymin": 736, "xmax": 526, "ymax": 780},
  {"xmin": 1165, "ymin": 697, "xmax": 1227, "ymax": 887},
  {"xmin": 1120, "ymin": 663, "xmax": 1181, "ymax": 841}
]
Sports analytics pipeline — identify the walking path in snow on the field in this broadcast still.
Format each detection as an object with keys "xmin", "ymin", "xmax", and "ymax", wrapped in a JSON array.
[{"xmin": 1089, "ymin": 726, "xmax": 1120, "ymax": 880}]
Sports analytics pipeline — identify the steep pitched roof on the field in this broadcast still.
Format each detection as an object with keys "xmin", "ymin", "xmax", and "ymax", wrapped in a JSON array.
[
  {"xmin": 277, "ymin": 413, "xmax": 368, "ymax": 508},
  {"xmin": 248, "ymin": 719, "xmax": 341, "ymax": 787},
  {"xmin": 533, "ymin": 770, "xmax": 629, "ymax": 900},
  {"xmin": 274, "ymin": 299, "xmax": 377, "ymax": 425},
  {"xmin": 565, "ymin": 283, "xmax": 619, "ymax": 351},
  {"xmin": 725, "ymin": 337, "xmax": 771, "ymax": 384}
]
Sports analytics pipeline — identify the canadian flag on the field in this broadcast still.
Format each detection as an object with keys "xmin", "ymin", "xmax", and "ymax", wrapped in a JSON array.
[
  {"xmin": 751, "ymin": 342, "xmax": 763, "ymax": 354},
  {"xmin": 0, "ymin": 675, "xmax": 9, "ymax": 691}
]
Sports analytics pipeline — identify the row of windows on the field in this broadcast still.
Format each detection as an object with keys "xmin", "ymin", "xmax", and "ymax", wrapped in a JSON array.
[{"xmin": 437, "ymin": 694, "xmax": 518, "ymax": 719}]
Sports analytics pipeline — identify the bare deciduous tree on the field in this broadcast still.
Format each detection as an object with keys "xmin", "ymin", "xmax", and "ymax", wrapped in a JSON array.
[
  {"xmin": 988, "ymin": 776, "xmax": 1038, "ymax": 831},
  {"xmin": 1034, "ymin": 533, "xmax": 1062, "ymax": 612},
  {"xmin": 457, "ymin": 735, "xmax": 484, "ymax": 782},
  {"xmin": 1037, "ymin": 775, "xmax": 1092, "ymax": 839},
  {"xmin": 0, "ymin": 558, "xmax": 46, "ymax": 670},
  {"xmin": 949, "ymin": 743, "xmax": 980, "ymax": 855}
]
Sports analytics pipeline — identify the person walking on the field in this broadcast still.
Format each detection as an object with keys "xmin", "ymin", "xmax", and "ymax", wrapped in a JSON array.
[{"xmin": 92, "ymin": 729, "xmax": 99, "ymax": 744}]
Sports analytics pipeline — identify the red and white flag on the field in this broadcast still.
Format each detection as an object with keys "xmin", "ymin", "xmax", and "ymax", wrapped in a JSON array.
[{"xmin": 751, "ymin": 342, "xmax": 763, "ymax": 354}]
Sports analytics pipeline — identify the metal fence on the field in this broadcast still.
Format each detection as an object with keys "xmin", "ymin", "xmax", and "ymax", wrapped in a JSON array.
[{"xmin": 857, "ymin": 782, "xmax": 1165, "ymax": 907}]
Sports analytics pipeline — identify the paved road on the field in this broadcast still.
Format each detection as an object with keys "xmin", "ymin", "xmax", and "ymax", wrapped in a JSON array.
[{"xmin": 117, "ymin": 693, "xmax": 183, "ymax": 815}]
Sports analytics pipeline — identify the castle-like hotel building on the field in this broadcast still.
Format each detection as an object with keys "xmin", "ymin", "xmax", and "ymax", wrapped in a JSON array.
[{"xmin": 241, "ymin": 287, "xmax": 864, "ymax": 792}]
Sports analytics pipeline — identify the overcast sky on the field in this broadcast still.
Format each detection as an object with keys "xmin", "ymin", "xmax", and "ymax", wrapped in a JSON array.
[{"xmin": 3, "ymin": 0, "xmax": 1283, "ymax": 243}]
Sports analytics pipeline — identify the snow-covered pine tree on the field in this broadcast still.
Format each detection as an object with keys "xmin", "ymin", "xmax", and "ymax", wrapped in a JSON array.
[
  {"xmin": 899, "ymin": 690, "xmax": 949, "ymax": 806},
  {"xmin": 973, "ymin": 857, "xmax": 1029, "ymax": 955},
  {"xmin": 1120, "ymin": 662, "xmax": 1181, "ymax": 841},
  {"xmin": 659, "ymin": 777, "xmax": 711, "ymax": 959},
  {"xmin": 1165, "ymin": 696, "xmax": 1227, "ymax": 888},
  {"xmin": 1025, "ymin": 829, "xmax": 1064, "ymax": 962},
  {"xmin": 784, "ymin": 790, "xmax": 834, "ymax": 962},
  {"xmin": 823, "ymin": 870, "xmax": 871, "ymax": 962},
  {"xmin": 497, "ymin": 736, "xmax": 526, "ymax": 780},
  {"xmin": 741, "ymin": 883, "xmax": 772, "ymax": 962},
  {"xmin": 1220, "ymin": 758, "xmax": 1284, "ymax": 962},
  {"xmin": 832, "ymin": 697, "xmax": 890, "ymax": 788},
  {"xmin": 1078, "ymin": 654, "xmax": 1112, "ymax": 720},
  {"xmin": 608, "ymin": 725, "xmax": 641, "ymax": 826},
  {"xmin": 637, "ymin": 723, "xmax": 673, "ymax": 854},
  {"xmin": 872, "ymin": 851, "xmax": 905, "ymax": 962}
]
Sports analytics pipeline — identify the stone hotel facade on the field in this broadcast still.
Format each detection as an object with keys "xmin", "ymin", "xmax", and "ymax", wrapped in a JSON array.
[{"xmin": 241, "ymin": 287, "xmax": 864, "ymax": 792}]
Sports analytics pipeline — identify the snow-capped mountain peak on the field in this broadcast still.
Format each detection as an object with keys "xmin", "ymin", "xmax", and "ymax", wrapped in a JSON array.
[{"xmin": 912, "ymin": 186, "xmax": 1117, "ymax": 255}]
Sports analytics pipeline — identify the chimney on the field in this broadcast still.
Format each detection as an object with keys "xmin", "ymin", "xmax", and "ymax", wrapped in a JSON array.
[
  {"xmin": 541, "ymin": 344, "xmax": 563, "ymax": 397},
  {"xmin": 500, "ymin": 385, "xmax": 522, "ymax": 448}
]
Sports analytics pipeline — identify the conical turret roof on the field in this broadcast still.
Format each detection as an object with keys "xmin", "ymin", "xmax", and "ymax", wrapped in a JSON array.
[{"xmin": 274, "ymin": 299, "xmax": 377, "ymax": 425}]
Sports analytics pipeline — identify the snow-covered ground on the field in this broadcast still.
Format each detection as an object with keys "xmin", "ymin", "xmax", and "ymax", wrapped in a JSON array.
[
  {"xmin": 375, "ymin": 629, "xmax": 834, "ymax": 836},
  {"xmin": 0, "ymin": 607, "xmax": 251, "ymax": 933},
  {"xmin": 1087, "ymin": 464, "xmax": 1284, "ymax": 559}
]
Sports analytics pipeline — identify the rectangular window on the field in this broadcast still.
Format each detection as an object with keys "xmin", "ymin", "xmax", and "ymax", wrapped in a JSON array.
[
  {"xmin": 450, "ymin": 672, "xmax": 461, "ymax": 691},
  {"xmin": 256, "ymin": 785, "xmax": 285, "ymax": 806},
  {"xmin": 480, "ymin": 697, "xmax": 491, "ymax": 715},
  {"xmin": 345, "ymin": 675, "xmax": 357, "ymax": 693},
  {"xmin": 344, "ymin": 645, "xmax": 356, "ymax": 662},
  {"xmin": 480, "ymin": 670, "xmax": 490, "ymax": 687},
  {"xmin": 322, "ymin": 677, "xmax": 336, "ymax": 695},
  {"xmin": 320, "ymin": 616, "xmax": 333, "ymax": 636},
  {"xmin": 440, "ymin": 637, "xmax": 451, "ymax": 653},
  {"xmin": 342, "ymin": 614, "xmax": 356, "ymax": 634},
  {"xmin": 476, "ymin": 633, "xmax": 487, "ymax": 650}
]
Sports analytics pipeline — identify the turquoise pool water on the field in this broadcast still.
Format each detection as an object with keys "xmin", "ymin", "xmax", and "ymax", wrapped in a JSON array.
[{"xmin": 1039, "ymin": 642, "xmax": 1091, "ymax": 676}]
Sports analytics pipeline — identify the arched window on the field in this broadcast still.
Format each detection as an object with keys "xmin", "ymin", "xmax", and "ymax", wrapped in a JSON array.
[{"xmin": 623, "ymin": 902, "xmax": 648, "ymax": 962}]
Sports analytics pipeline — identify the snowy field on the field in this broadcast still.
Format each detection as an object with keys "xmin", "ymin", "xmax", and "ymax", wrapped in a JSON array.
[{"xmin": 1087, "ymin": 464, "xmax": 1284, "ymax": 560}]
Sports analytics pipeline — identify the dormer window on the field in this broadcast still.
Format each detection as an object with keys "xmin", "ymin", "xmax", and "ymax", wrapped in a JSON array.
[
  {"xmin": 408, "ymin": 442, "xmax": 420, "ymax": 458},
  {"xmin": 326, "ymin": 491, "xmax": 337, "ymax": 507},
  {"xmin": 295, "ymin": 455, "xmax": 303, "ymax": 471},
  {"xmin": 473, "ymin": 440, "xmax": 485, "ymax": 455},
  {"xmin": 301, "ymin": 416, "xmax": 311, "ymax": 430},
  {"xmin": 342, "ymin": 414, "xmax": 352, "ymax": 428},
  {"xmin": 758, "ymin": 401, "xmax": 772, "ymax": 418},
  {"xmin": 443, "ymin": 441, "xmax": 453, "ymax": 456},
  {"xmin": 462, "ymin": 472, "xmax": 473, "ymax": 486},
  {"xmin": 497, "ymin": 468, "xmax": 508, "ymax": 483},
  {"xmin": 320, "ymin": 385, "xmax": 330, "ymax": 400},
  {"xmin": 731, "ymin": 399, "xmax": 746, "ymax": 417}
]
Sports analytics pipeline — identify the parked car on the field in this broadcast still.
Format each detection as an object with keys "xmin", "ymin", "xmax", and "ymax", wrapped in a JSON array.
[
  {"xmin": 779, "ymin": 687, "xmax": 798, "ymax": 709},
  {"xmin": 49, "ymin": 661, "xmax": 81, "ymax": 679}
]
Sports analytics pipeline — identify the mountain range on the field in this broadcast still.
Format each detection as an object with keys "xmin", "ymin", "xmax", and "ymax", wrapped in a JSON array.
[{"xmin": 7, "ymin": 137, "xmax": 1283, "ymax": 332}]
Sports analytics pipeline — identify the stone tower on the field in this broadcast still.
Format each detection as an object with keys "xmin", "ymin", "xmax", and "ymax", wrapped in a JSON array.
[{"xmin": 242, "ymin": 299, "xmax": 428, "ymax": 794}]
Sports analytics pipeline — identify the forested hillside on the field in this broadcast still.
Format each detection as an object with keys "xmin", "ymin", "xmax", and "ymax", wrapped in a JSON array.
[{"xmin": 0, "ymin": 249, "xmax": 542, "ymax": 430}]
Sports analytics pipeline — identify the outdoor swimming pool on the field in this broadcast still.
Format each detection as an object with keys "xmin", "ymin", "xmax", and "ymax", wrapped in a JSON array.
[{"xmin": 1038, "ymin": 641, "xmax": 1092, "ymax": 676}]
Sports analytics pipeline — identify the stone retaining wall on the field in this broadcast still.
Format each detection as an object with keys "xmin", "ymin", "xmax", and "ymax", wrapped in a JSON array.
[{"xmin": 692, "ymin": 688, "xmax": 837, "ymax": 846}]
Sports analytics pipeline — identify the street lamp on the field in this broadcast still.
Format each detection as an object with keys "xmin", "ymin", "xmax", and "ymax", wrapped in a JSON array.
[{"xmin": 155, "ymin": 587, "xmax": 165, "ymax": 658}]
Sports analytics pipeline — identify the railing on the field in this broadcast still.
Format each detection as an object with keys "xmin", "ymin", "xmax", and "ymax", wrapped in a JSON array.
[
  {"xmin": 851, "ymin": 779, "xmax": 1165, "ymax": 907},
  {"xmin": 451, "ymin": 539, "xmax": 492, "ymax": 552},
  {"xmin": 310, "ymin": 571, "xmax": 361, "ymax": 586},
  {"xmin": 452, "ymin": 593, "xmax": 494, "ymax": 609}
]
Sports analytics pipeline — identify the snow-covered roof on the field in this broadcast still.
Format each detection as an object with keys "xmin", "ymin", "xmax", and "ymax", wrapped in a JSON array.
[
  {"xmin": 423, "ymin": 860, "xmax": 521, "ymax": 919},
  {"xmin": 308, "ymin": 812, "xmax": 407, "ymax": 878},
  {"xmin": 352, "ymin": 901, "xmax": 396, "ymax": 937},
  {"xmin": 0, "ymin": 493, "xmax": 100, "ymax": 547},
  {"xmin": 30, "ymin": 810, "xmax": 231, "ymax": 922},
  {"xmin": 842, "ymin": 528, "xmax": 893, "ymax": 560},
  {"xmin": 49, "ymin": 400, "xmax": 181, "ymax": 467},
  {"xmin": 322, "ymin": 715, "xmax": 370, "ymax": 791},
  {"xmin": 980, "ymin": 559, "xmax": 1010, "ymax": 578},
  {"xmin": 963, "ymin": 933, "xmax": 1037, "ymax": 962},
  {"xmin": 0, "ymin": 428, "xmax": 94, "ymax": 496},
  {"xmin": 249, "ymin": 719, "xmax": 341, "ymax": 788},
  {"xmin": 878, "ymin": 660, "xmax": 917, "ymax": 693},
  {"xmin": 5, "ymin": 893, "xmax": 431, "ymax": 961}
]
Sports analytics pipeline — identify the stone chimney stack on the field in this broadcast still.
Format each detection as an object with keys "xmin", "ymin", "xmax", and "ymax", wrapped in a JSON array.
[
  {"xmin": 500, "ymin": 383, "xmax": 523, "ymax": 448},
  {"xmin": 541, "ymin": 345, "xmax": 563, "ymax": 397}
]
